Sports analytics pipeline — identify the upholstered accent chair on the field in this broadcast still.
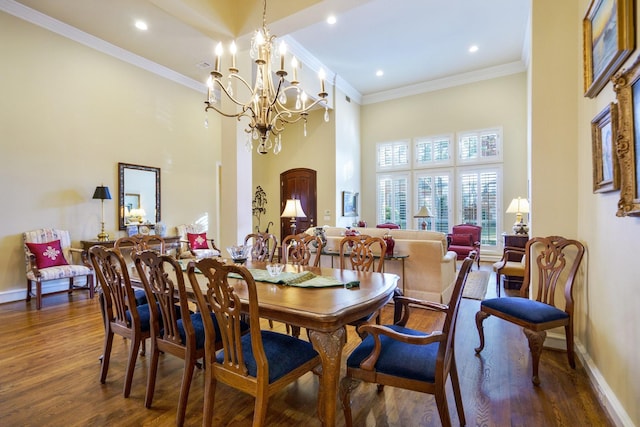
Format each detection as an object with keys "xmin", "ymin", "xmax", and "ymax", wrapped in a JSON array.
[
  {"xmin": 188, "ymin": 258, "xmax": 321, "ymax": 427},
  {"xmin": 475, "ymin": 236, "xmax": 585, "ymax": 385},
  {"xmin": 492, "ymin": 246, "xmax": 526, "ymax": 297},
  {"xmin": 447, "ymin": 224, "xmax": 481, "ymax": 267},
  {"xmin": 175, "ymin": 224, "xmax": 220, "ymax": 259},
  {"xmin": 23, "ymin": 228, "xmax": 94, "ymax": 309},
  {"xmin": 340, "ymin": 257, "xmax": 474, "ymax": 427},
  {"xmin": 89, "ymin": 245, "xmax": 151, "ymax": 397},
  {"xmin": 376, "ymin": 222, "xmax": 400, "ymax": 229}
]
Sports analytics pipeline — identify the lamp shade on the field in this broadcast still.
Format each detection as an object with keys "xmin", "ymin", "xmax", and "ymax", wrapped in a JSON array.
[
  {"xmin": 92, "ymin": 186, "xmax": 112, "ymax": 200},
  {"xmin": 281, "ymin": 199, "xmax": 307, "ymax": 218},
  {"xmin": 414, "ymin": 205, "xmax": 433, "ymax": 218},
  {"xmin": 506, "ymin": 197, "xmax": 530, "ymax": 214}
]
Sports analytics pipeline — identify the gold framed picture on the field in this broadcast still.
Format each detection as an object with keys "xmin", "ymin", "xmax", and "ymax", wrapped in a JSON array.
[
  {"xmin": 583, "ymin": 0, "xmax": 634, "ymax": 98},
  {"xmin": 591, "ymin": 103, "xmax": 620, "ymax": 193},
  {"xmin": 612, "ymin": 55, "xmax": 640, "ymax": 216}
]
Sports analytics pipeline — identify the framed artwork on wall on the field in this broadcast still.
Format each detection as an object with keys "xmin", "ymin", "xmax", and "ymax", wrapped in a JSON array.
[
  {"xmin": 612, "ymin": 54, "xmax": 640, "ymax": 216},
  {"xmin": 583, "ymin": 0, "xmax": 634, "ymax": 98},
  {"xmin": 591, "ymin": 102, "xmax": 620, "ymax": 193},
  {"xmin": 342, "ymin": 191, "xmax": 359, "ymax": 217}
]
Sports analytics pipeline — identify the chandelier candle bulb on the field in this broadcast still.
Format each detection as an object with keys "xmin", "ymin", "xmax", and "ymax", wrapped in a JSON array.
[
  {"xmin": 214, "ymin": 42, "xmax": 223, "ymax": 73},
  {"xmin": 230, "ymin": 41, "xmax": 237, "ymax": 70},
  {"xmin": 291, "ymin": 57, "xmax": 298, "ymax": 83},
  {"xmin": 319, "ymin": 68, "xmax": 326, "ymax": 94},
  {"xmin": 279, "ymin": 41, "xmax": 286, "ymax": 72}
]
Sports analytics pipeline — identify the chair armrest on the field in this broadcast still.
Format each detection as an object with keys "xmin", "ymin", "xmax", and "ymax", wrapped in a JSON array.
[
  {"xmin": 25, "ymin": 250, "xmax": 42, "ymax": 277},
  {"xmin": 69, "ymin": 247, "xmax": 93, "ymax": 268},
  {"xmin": 207, "ymin": 239, "xmax": 221, "ymax": 253},
  {"xmin": 357, "ymin": 323, "xmax": 445, "ymax": 370},
  {"xmin": 393, "ymin": 295, "xmax": 448, "ymax": 326}
]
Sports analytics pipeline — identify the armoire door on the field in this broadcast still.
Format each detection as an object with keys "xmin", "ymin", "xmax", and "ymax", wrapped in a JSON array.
[{"xmin": 280, "ymin": 168, "xmax": 317, "ymax": 244}]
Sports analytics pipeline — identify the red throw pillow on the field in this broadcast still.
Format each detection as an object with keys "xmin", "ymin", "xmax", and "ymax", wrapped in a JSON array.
[
  {"xmin": 26, "ymin": 240, "xmax": 69, "ymax": 269},
  {"xmin": 187, "ymin": 232, "xmax": 209, "ymax": 250},
  {"xmin": 450, "ymin": 233, "xmax": 473, "ymax": 246}
]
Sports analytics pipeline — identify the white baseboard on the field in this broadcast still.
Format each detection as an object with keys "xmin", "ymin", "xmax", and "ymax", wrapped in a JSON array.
[
  {"xmin": 0, "ymin": 277, "xmax": 91, "ymax": 305},
  {"xmin": 545, "ymin": 333, "xmax": 633, "ymax": 427}
]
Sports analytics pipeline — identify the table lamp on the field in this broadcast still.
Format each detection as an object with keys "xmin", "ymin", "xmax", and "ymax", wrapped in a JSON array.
[
  {"xmin": 506, "ymin": 197, "xmax": 530, "ymax": 235},
  {"xmin": 414, "ymin": 205, "xmax": 433, "ymax": 230},
  {"xmin": 281, "ymin": 199, "xmax": 307, "ymax": 235},
  {"xmin": 92, "ymin": 185, "xmax": 112, "ymax": 241}
]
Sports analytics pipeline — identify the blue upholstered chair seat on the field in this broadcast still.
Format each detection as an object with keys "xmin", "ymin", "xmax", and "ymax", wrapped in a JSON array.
[
  {"xmin": 178, "ymin": 312, "xmax": 249, "ymax": 350},
  {"xmin": 125, "ymin": 303, "xmax": 152, "ymax": 332},
  {"xmin": 133, "ymin": 289, "xmax": 147, "ymax": 306},
  {"xmin": 481, "ymin": 297, "xmax": 569, "ymax": 324},
  {"xmin": 216, "ymin": 330, "xmax": 318, "ymax": 383},
  {"xmin": 346, "ymin": 324, "xmax": 439, "ymax": 383}
]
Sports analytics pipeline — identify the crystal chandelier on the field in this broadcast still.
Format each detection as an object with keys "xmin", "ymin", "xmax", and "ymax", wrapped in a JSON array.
[{"xmin": 204, "ymin": 0, "xmax": 329, "ymax": 155}]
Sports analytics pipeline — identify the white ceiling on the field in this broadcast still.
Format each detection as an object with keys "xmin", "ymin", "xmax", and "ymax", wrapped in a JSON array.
[{"xmin": 8, "ymin": 0, "xmax": 530, "ymax": 102}]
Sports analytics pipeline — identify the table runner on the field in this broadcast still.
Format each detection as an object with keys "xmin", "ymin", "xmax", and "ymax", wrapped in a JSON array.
[{"xmin": 179, "ymin": 261, "xmax": 359, "ymax": 288}]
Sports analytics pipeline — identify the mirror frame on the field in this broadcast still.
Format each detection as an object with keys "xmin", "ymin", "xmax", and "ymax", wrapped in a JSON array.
[{"xmin": 118, "ymin": 162, "xmax": 161, "ymax": 229}]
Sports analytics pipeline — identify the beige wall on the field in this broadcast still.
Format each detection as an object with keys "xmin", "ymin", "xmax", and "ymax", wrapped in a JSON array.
[
  {"xmin": 572, "ymin": 0, "xmax": 640, "ymax": 424},
  {"xmin": 360, "ymin": 73, "xmax": 528, "ymax": 254},
  {"xmin": 0, "ymin": 12, "xmax": 221, "ymax": 300}
]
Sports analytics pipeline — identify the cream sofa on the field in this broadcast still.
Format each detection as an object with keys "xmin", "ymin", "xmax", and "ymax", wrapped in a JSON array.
[{"xmin": 306, "ymin": 226, "xmax": 458, "ymax": 303}]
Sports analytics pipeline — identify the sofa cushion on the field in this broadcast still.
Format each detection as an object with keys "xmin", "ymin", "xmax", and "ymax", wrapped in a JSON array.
[
  {"xmin": 450, "ymin": 233, "xmax": 473, "ymax": 246},
  {"xmin": 26, "ymin": 240, "xmax": 69, "ymax": 269}
]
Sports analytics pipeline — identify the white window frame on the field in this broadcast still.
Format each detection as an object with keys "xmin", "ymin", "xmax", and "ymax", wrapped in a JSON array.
[
  {"xmin": 376, "ymin": 172, "xmax": 411, "ymax": 228},
  {"xmin": 376, "ymin": 140, "xmax": 411, "ymax": 172},
  {"xmin": 457, "ymin": 127, "xmax": 503, "ymax": 165},
  {"xmin": 413, "ymin": 169, "xmax": 453, "ymax": 233},
  {"xmin": 455, "ymin": 165, "xmax": 502, "ymax": 248},
  {"xmin": 413, "ymin": 134, "xmax": 454, "ymax": 169}
]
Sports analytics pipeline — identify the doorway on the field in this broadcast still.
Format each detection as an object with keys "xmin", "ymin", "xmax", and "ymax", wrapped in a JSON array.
[{"xmin": 280, "ymin": 168, "xmax": 317, "ymax": 244}]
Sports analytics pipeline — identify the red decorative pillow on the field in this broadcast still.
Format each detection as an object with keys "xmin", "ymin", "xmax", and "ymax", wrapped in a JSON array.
[
  {"xmin": 187, "ymin": 233, "xmax": 209, "ymax": 250},
  {"xmin": 26, "ymin": 240, "xmax": 69, "ymax": 269},
  {"xmin": 450, "ymin": 233, "xmax": 473, "ymax": 246}
]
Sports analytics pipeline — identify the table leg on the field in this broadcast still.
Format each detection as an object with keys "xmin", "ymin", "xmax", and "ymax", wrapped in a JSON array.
[{"xmin": 308, "ymin": 327, "xmax": 347, "ymax": 427}]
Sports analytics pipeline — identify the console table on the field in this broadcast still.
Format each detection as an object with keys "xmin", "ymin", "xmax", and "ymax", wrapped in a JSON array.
[
  {"xmin": 81, "ymin": 235, "xmax": 181, "ymax": 253},
  {"xmin": 321, "ymin": 249, "xmax": 408, "ymax": 292},
  {"xmin": 502, "ymin": 233, "xmax": 528, "ymax": 289}
]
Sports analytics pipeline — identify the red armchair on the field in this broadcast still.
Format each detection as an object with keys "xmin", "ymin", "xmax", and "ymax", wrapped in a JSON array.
[{"xmin": 447, "ymin": 224, "xmax": 481, "ymax": 267}]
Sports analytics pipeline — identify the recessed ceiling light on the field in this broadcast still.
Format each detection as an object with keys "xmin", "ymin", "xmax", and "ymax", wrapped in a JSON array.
[
  {"xmin": 469, "ymin": 45, "xmax": 479, "ymax": 53},
  {"xmin": 376, "ymin": 70, "xmax": 384, "ymax": 77},
  {"xmin": 135, "ymin": 20, "xmax": 148, "ymax": 31},
  {"xmin": 327, "ymin": 15, "xmax": 337, "ymax": 25}
]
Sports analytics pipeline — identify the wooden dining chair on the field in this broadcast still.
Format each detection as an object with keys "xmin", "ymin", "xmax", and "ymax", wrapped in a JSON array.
[
  {"xmin": 89, "ymin": 245, "xmax": 151, "ymax": 398},
  {"xmin": 132, "ymin": 250, "xmax": 239, "ymax": 426},
  {"xmin": 281, "ymin": 233, "xmax": 323, "ymax": 267},
  {"xmin": 187, "ymin": 257, "xmax": 322, "ymax": 427},
  {"xmin": 115, "ymin": 234, "xmax": 167, "ymax": 306},
  {"xmin": 338, "ymin": 235, "xmax": 387, "ymax": 273},
  {"xmin": 244, "ymin": 232, "xmax": 278, "ymax": 262},
  {"xmin": 339, "ymin": 235, "xmax": 388, "ymax": 337},
  {"xmin": 340, "ymin": 257, "xmax": 474, "ymax": 427},
  {"xmin": 475, "ymin": 236, "xmax": 585, "ymax": 385}
]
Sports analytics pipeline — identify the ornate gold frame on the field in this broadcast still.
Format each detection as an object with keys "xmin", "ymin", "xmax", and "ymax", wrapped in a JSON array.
[
  {"xmin": 612, "ymin": 55, "xmax": 640, "ymax": 216},
  {"xmin": 583, "ymin": 0, "xmax": 634, "ymax": 98},
  {"xmin": 591, "ymin": 103, "xmax": 620, "ymax": 193}
]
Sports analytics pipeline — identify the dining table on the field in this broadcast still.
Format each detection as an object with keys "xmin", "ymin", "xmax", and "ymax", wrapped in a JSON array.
[{"xmin": 183, "ymin": 259, "xmax": 399, "ymax": 427}]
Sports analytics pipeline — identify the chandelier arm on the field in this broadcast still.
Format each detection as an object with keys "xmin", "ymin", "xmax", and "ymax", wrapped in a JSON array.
[
  {"xmin": 210, "ymin": 76, "xmax": 254, "ymax": 110},
  {"xmin": 205, "ymin": 103, "xmax": 254, "ymax": 120},
  {"xmin": 274, "ymin": 97, "xmax": 328, "ymax": 115}
]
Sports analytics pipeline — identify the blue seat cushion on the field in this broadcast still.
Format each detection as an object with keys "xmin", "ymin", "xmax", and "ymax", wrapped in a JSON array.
[
  {"xmin": 216, "ymin": 330, "xmax": 318, "ymax": 383},
  {"xmin": 177, "ymin": 312, "xmax": 249, "ymax": 350},
  {"xmin": 134, "ymin": 289, "xmax": 147, "ymax": 306},
  {"xmin": 125, "ymin": 303, "xmax": 152, "ymax": 332},
  {"xmin": 481, "ymin": 297, "xmax": 569, "ymax": 324},
  {"xmin": 346, "ymin": 324, "xmax": 439, "ymax": 383}
]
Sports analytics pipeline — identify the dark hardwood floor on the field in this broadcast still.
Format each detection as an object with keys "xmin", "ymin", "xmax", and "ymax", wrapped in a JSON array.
[{"xmin": 0, "ymin": 264, "xmax": 613, "ymax": 426}]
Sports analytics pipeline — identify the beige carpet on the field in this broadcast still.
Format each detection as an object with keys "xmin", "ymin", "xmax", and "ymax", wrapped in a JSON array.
[{"xmin": 462, "ymin": 270, "xmax": 490, "ymax": 300}]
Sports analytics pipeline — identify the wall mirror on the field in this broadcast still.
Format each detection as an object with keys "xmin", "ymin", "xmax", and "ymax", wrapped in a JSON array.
[{"xmin": 118, "ymin": 162, "xmax": 161, "ymax": 229}]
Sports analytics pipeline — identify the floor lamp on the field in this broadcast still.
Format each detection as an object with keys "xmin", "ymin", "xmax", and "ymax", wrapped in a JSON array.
[
  {"xmin": 281, "ymin": 199, "xmax": 307, "ymax": 236},
  {"xmin": 93, "ymin": 185, "xmax": 112, "ymax": 241}
]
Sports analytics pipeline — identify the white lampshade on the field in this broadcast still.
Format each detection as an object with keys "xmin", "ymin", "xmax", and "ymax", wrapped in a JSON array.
[
  {"xmin": 414, "ymin": 205, "xmax": 433, "ymax": 218},
  {"xmin": 281, "ymin": 199, "xmax": 307, "ymax": 218},
  {"xmin": 506, "ymin": 197, "xmax": 530, "ymax": 214}
]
